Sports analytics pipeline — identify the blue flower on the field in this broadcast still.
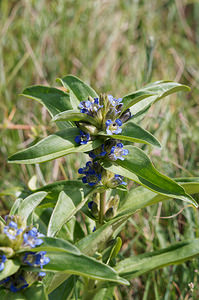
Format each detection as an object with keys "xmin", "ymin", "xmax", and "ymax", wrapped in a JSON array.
[
  {"xmin": 10, "ymin": 276, "xmax": 28, "ymax": 293},
  {"xmin": 79, "ymin": 161, "xmax": 102, "ymax": 186},
  {"xmin": 0, "ymin": 255, "xmax": 6, "ymax": 272},
  {"xmin": 89, "ymin": 144, "xmax": 107, "ymax": 159},
  {"xmin": 23, "ymin": 227, "xmax": 44, "ymax": 248},
  {"xmin": 82, "ymin": 172, "xmax": 101, "ymax": 186},
  {"xmin": 113, "ymin": 174, "xmax": 127, "ymax": 186},
  {"xmin": 23, "ymin": 251, "xmax": 50, "ymax": 268},
  {"xmin": 0, "ymin": 276, "xmax": 10, "ymax": 285},
  {"xmin": 106, "ymin": 119, "xmax": 122, "ymax": 135},
  {"xmin": 79, "ymin": 97, "xmax": 103, "ymax": 116},
  {"xmin": 88, "ymin": 201, "xmax": 94, "ymax": 209},
  {"xmin": 38, "ymin": 271, "xmax": 46, "ymax": 277},
  {"xmin": 78, "ymin": 161, "xmax": 93, "ymax": 175},
  {"xmin": 0, "ymin": 274, "xmax": 29, "ymax": 293},
  {"xmin": 75, "ymin": 130, "xmax": 90, "ymax": 145},
  {"xmin": 92, "ymin": 226, "xmax": 96, "ymax": 232},
  {"xmin": 4, "ymin": 221, "xmax": 22, "ymax": 240},
  {"xmin": 108, "ymin": 95, "xmax": 122, "ymax": 107},
  {"xmin": 109, "ymin": 143, "xmax": 129, "ymax": 161}
]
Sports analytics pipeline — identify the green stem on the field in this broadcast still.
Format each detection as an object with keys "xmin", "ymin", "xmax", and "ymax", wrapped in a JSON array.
[
  {"xmin": 82, "ymin": 279, "xmax": 97, "ymax": 300},
  {"xmin": 99, "ymin": 191, "xmax": 106, "ymax": 225}
]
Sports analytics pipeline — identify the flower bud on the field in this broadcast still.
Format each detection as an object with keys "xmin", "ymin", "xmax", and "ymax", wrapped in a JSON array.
[
  {"xmin": 104, "ymin": 207, "xmax": 115, "ymax": 221},
  {"xmin": 78, "ymin": 122, "xmax": 99, "ymax": 135},
  {"xmin": 120, "ymin": 109, "xmax": 131, "ymax": 123}
]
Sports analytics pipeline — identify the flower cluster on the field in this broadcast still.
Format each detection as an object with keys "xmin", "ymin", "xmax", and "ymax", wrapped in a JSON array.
[
  {"xmin": 78, "ymin": 161, "xmax": 102, "ymax": 186},
  {"xmin": 74, "ymin": 94, "xmax": 130, "ymax": 190},
  {"xmin": 0, "ymin": 215, "xmax": 50, "ymax": 293},
  {"xmin": 74, "ymin": 93, "xmax": 131, "ymax": 144},
  {"xmin": 79, "ymin": 96, "xmax": 103, "ymax": 116}
]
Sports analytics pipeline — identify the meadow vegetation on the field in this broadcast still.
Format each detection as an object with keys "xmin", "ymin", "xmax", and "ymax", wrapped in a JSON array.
[{"xmin": 0, "ymin": 1, "xmax": 199, "ymax": 298}]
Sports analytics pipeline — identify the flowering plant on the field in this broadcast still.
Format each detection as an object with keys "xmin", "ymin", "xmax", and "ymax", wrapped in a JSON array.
[{"xmin": 2, "ymin": 75, "xmax": 199, "ymax": 299}]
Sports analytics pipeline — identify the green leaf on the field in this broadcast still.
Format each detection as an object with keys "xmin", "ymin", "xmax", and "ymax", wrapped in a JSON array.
[
  {"xmin": 115, "ymin": 238, "xmax": 199, "ymax": 280},
  {"xmin": 36, "ymin": 180, "xmax": 93, "ymax": 207},
  {"xmin": 0, "ymin": 289, "xmax": 26, "ymax": 300},
  {"xmin": 121, "ymin": 81, "xmax": 190, "ymax": 113},
  {"xmin": 23, "ymin": 282, "xmax": 48, "ymax": 300},
  {"xmin": 101, "ymin": 145, "xmax": 198, "ymax": 207},
  {"xmin": 21, "ymin": 86, "xmax": 72, "ymax": 129},
  {"xmin": 46, "ymin": 216, "xmax": 129, "ymax": 294},
  {"xmin": 17, "ymin": 192, "xmax": 47, "ymax": 219},
  {"xmin": 0, "ymin": 259, "xmax": 20, "ymax": 281},
  {"xmin": 52, "ymin": 110, "xmax": 99, "ymax": 127},
  {"xmin": 41, "ymin": 251, "xmax": 128, "ymax": 285},
  {"xmin": 76, "ymin": 215, "xmax": 130, "ymax": 256},
  {"xmin": 109, "ymin": 237, "xmax": 122, "ymax": 262},
  {"xmin": 21, "ymin": 85, "xmax": 72, "ymax": 116},
  {"xmin": 19, "ymin": 236, "xmax": 80, "ymax": 255},
  {"xmin": 57, "ymin": 75, "xmax": 98, "ymax": 109},
  {"xmin": 93, "ymin": 287, "xmax": 115, "ymax": 300},
  {"xmin": 8, "ymin": 128, "xmax": 101, "ymax": 164},
  {"xmin": 117, "ymin": 178, "xmax": 199, "ymax": 218},
  {"xmin": 48, "ymin": 275, "xmax": 74, "ymax": 300},
  {"xmin": 98, "ymin": 120, "xmax": 161, "ymax": 148},
  {"xmin": 9, "ymin": 198, "xmax": 23, "ymax": 216},
  {"xmin": 47, "ymin": 192, "xmax": 76, "ymax": 237},
  {"xmin": 0, "ymin": 216, "xmax": 6, "ymax": 225}
]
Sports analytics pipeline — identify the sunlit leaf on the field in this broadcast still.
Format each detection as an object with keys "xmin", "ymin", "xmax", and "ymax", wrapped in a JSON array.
[
  {"xmin": 0, "ymin": 259, "xmax": 20, "ymax": 281},
  {"xmin": 115, "ymin": 238, "xmax": 199, "ymax": 280},
  {"xmin": 52, "ymin": 110, "xmax": 99, "ymax": 127},
  {"xmin": 17, "ymin": 192, "xmax": 47, "ymax": 219},
  {"xmin": 21, "ymin": 85, "xmax": 72, "ymax": 129},
  {"xmin": 101, "ymin": 146, "xmax": 198, "ymax": 207},
  {"xmin": 57, "ymin": 75, "xmax": 98, "ymax": 109},
  {"xmin": 98, "ymin": 120, "xmax": 161, "ymax": 148},
  {"xmin": 8, "ymin": 128, "xmax": 101, "ymax": 164},
  {"xmin": 121, "ymin": 81, "xmax": 190, "ymax": 113}
]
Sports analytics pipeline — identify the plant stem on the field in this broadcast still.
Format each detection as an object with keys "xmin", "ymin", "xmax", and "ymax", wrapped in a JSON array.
[{"xmin": 99, "ymin": 191, "xmax": 106, "ymax": 225}]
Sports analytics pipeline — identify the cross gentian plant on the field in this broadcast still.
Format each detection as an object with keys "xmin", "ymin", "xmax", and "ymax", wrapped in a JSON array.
[{"xmin": 4, "ymin": 75, "xmax": 199, "ymax": 299}]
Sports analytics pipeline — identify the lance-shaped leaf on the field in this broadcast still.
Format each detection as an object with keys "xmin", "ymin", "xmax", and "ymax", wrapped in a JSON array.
[
  {"xmin": 0, "ymin": 289, "xmax": 26, "ymax": 300},
  {"xmin": 101, "ymin": 145, "xmax": 198, "ymax": 207},
  {"xmin": 36, "ymin": 180, "xmax": 93, "ymax": 208},
  {"xmin": 8, "ymin": 128, "xmax": 101, "ymax": 164},
  {"xmin": 47, "ymin": 191, "xmax": 86, "ymax": 237},
  {"xmin": 52, "ymin": 110, "xmax": 100, "ymax": 127},
  {"xmin": 115, "ymin": 238, "xmax": 199, "ymax": 280},
  {"xmin": 0, "ymin": 259, "xmax": 20, "ymax": 281},
  {"xmin": 21, "ymin": 86, "xmax": 73, "ymax": 129},
  {"xmin": 48, "ymin": 275, "xmax": 75, "ymax": 300},
  {"xmin": 23, "ymin": 282, "xmax": 48, "ymax": 300},
  {"xmin": 117, "ymin": 178, "xmax": 199, "ymax": 218},
  {"xmin": 76, "ymin": 215, "xmax": 130, "ymax": 256},
  {"xmin": 21, "ymin": 86, "xmax": 72, "ymax": 116},
  {"xmin": 98, "ymin": 120, "xmax": 161, "ymax": 148},
  {"xmin": 47, "ymin": 215, "xmax": 130, "ymax": 293},
  {"xmin": 18, "ymin": 236, "xmax": 81, "ymax": 255},
  {"xmin": 17, "ymin": 192, "xmax": 47, "ymax": 219},
  {"xmin": 121, "ymin": 81, "xmax": 190, "ymax": 113},
  {"xmin": 40, "ymin": 251, "xmax": 128, "ymax": 285},
  {"xmin": 57, "ymin": 75, "xmax": 99, "ymax": 109}
]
